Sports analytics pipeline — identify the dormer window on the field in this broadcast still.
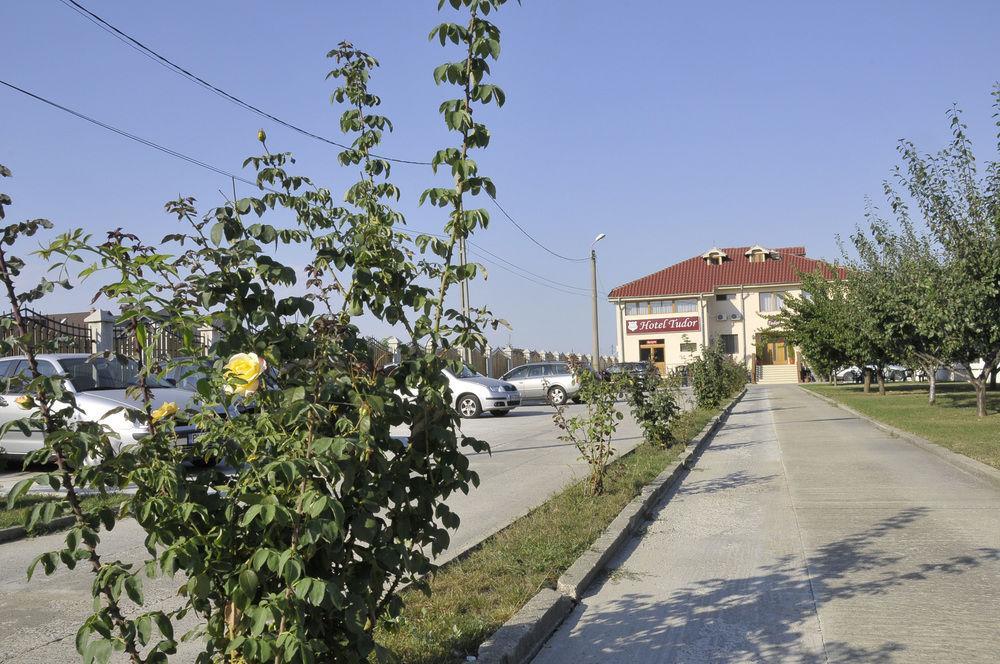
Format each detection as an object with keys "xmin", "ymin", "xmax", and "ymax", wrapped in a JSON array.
[
  {"xmin": 745, "ymin": 245, "xmax": 773, "ymax": 263},
  {"xmin": 701, "ymin": 247, "xmax": 729, "ymax": 265}
]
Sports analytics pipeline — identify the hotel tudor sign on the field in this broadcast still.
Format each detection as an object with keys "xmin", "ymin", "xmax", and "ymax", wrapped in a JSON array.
[{"xmin": 626, "ymin": 316, "xmax": 700, "ymax": 335}]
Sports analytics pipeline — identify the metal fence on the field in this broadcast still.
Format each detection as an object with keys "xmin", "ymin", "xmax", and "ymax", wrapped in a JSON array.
[
  {"xmin": 113, "ymin": 324, "xmax": 187, "ymax": 360},
  {"xmin": 1, "ymin": 308, "xmax": 92, "ymax": 355},
  {"xmin": 364, "ymin": 337, "xmax": 396, "ymax": 369}
]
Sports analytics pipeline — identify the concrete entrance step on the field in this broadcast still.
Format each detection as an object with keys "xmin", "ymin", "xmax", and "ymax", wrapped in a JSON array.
[{"xmin": 757, "ymin": 364, "xmax": 798, "ymax": 384}]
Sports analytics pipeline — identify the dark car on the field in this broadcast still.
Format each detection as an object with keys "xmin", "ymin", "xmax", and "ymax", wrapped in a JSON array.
[{"xmin": 602, "ymin": 361, "xmax": 656, "ymax": 380}]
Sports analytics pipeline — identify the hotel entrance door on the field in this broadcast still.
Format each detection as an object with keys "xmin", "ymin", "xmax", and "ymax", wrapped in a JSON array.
[
  {"xmin": 761, "ymin": 337, "xmax": 794, "ymax": 365},
  {"xmin": 638, "ymin": 338, "xmax": 666, "ymax": 375}
]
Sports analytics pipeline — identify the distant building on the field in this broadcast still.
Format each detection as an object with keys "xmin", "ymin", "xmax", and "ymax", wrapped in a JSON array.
[{"xmin": 608, "ymin": 245, "xmax": 838, "ymax": 384}]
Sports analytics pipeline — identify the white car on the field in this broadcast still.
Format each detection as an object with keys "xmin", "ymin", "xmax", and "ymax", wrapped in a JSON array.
[
  {"xmin": 443, "ymin": 365, "xmax": 521, "ymax": 418},
  {"xmin": 0, "ymin": 353, "xmax": 199, "ymax": 461},
  {"xmin": 385, "ymin": 363, "xmax": 521, "ymax": 419}
]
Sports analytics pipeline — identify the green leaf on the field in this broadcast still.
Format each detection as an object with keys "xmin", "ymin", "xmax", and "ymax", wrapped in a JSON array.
[
  {"xmin": 124, "ymin": 574, "xmax": 144, "ymax": 605},
  {"xmin": 238, "ymin": 568, "xmax": 259, "ymax": 597},
  {"xmin": 5, "ymin": 475, "xmax": 35, "ymax": 509}
]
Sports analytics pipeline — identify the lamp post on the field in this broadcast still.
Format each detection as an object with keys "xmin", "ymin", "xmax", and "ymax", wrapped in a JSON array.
[{"xmin": 591, "ymin": 233, "xmax": 606, "ymax": 372}]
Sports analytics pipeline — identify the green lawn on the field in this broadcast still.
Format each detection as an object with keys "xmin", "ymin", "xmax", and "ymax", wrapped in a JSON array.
[
  {"xmin": 374, "ymin": 403, "xmax": 722, "ymax": 663},
  {"xmin": 0, "ymin": 491, "xmax": 127, "ymax": 532},
  {"xmin": 804, "ymin": 382, "xmax": 1000, "ymax": 470}
]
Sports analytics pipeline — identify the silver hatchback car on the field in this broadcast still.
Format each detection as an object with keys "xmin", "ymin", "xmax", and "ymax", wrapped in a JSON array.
[
  {"xmin": 0, "ymin": 353, "xmax": 199, "ymax": 461},
  {"xmin": 501, "ymin": 362, "xmax": 581, "ymax": 405}
]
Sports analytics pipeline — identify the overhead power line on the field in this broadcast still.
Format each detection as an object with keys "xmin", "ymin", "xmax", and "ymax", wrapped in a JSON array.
[
  {"xmin": 56, "ymin": 0, "xmax": 591, "ymax": 262},
  {"xmin": 486, "ymin": 195, "xmax": 590, "ymax": 262},
  {"xmin": 55, "ymin": 0, "xmax": 431, "ymax": 166},
  {"xmin": 0, "ymin": 79, "xmax": 263, "ymax": 190},
  {"xmin": 0, "ymin": 77, "xmax": 599, "ymax": 299}
]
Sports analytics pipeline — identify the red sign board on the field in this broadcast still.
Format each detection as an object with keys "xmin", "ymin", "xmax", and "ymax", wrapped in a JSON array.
[{"xmin": 626, "ymin": 316, "xmax": 700, "ymax": 335}]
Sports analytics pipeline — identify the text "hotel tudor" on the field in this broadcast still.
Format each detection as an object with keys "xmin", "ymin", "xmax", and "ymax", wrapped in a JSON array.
[{"xmin": 625, "ymin": 316, "xmax": 701, "ymax": 335}]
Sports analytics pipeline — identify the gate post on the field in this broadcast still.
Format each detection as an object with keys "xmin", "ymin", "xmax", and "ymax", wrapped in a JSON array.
[
  {"xmin": 198, "ymin": 324, "xmax": 220, "ymax": 353},
  {"xmin": 385, "ymin": 336, "xmax": 401, "ymax": 364},
  {"xmin": 84, "ymin": 309, "xmax": 115, "ymax": 354}
]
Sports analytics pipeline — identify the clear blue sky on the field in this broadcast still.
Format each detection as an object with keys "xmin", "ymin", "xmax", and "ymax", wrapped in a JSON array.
[{"xmin": 2, "ymin": 1, "xmax": 998, "ymax": 354}]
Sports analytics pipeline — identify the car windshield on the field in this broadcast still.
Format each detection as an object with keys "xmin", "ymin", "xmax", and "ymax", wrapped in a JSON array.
[
  {"xmin": 59, "ymin": 357, "xmax": 173, "ymax": 391},
  {"xmin": 454, "ymin": 364, "xmax": 479, "ymax": 379}
]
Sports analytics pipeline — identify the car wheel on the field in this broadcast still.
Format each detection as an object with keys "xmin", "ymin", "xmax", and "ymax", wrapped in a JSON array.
[
  {"xmin": 547, "ymin": 385, "xmax": 567, "ymax": 406},
  {"xmin": 457, "ymin": 394, "xmax": 482, "ymax": 418},
  {"xmin": 491, "ymin": 409, "xmax": 511, "ymax": 417}
]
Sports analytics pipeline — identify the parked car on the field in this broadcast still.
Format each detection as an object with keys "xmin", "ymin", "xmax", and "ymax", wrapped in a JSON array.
[
  {"xmin": 444, "ymin": 366, "xmax": 521, "ymax": 418},
  {"xmin": 501, "ymin": 362, "xmax": 581, "ymax": 406},
  {"xmin": 0, "ymin": 354, "xmax": 199, "ymax": 461},
  {"xmin": 384, "ymin": 363, "xmax": 521, "ymax": 419},
  {"xmin": 602, "ymin": 361, "xmax": 656, "ymax": 380},
  {"xmin": 836, "ymin": 365, "xmax": 909, "ymax": 383},
  {"xmin": 884, "ymin": 365, "xmax": 909, "ymax": 381}
]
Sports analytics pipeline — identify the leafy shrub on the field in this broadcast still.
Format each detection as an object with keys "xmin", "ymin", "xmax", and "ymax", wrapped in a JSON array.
[
  {"xmin": 624, "ymin": 369, "xmax": 680, "ymax": 447},
  {"xmin": 1, "ymin": 2, "xmax": 517, "ymax": 662},
  {"xmin": 552, "ymin": 367, "xmax": 626, "ymax": 495},
  {"xmin": 688, "ymin": 339, "xmax": 749, "ymax": 409}
]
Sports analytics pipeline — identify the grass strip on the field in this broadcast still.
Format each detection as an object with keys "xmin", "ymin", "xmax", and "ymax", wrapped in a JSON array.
[
  {"xmin": 374, "ymin": 403, "xmax": 721, "ymax": 663},
  {"xmin": 804, "ymin": 383, "xmax": 1000, "ymax": 470},
  {"xmin": 0, "ymin": 491, "xmax": 128, "ymax": 532}
]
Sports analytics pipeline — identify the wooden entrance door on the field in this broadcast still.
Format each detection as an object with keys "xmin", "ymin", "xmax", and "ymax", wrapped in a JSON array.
[
  {"xmin": 762, "ymin": 338, "xmax": 794, "ymax": 365},
  {"xmin": 639, "ymin": 339, "xmax": 666, "ymax": 375}
]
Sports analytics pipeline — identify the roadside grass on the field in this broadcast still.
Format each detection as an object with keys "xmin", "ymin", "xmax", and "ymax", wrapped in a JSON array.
[
  {"xmin": 804, "ymin": 382, "xmax": 1000, "ymax": 470},
  {"xmin": 0, "ymin": 491, "xmax": 128, "ymax": 532},
  {"xmin": 374, "ymin": 402, "xmax": 722, "ymax": 663}
]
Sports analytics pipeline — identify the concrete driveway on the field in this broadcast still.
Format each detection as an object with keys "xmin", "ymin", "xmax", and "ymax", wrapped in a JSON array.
[
  {"xmin": 0, "ymin": 401, "xmax": 642, "ymax": 663},
  {"xmin": 534, "ymin": 385, "xmax": 1000, "ymax": 663}
]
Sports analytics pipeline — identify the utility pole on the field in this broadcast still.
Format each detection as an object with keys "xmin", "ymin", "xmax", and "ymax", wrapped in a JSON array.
[{"xmin": 590, "ymin": 233, "xmax": 606, "ymax": 372}]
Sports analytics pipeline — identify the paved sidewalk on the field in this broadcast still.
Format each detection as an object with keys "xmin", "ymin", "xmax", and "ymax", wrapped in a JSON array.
[{"xmin": 533, "ymin": 385, "xmax": 1000, "ymax": 663}]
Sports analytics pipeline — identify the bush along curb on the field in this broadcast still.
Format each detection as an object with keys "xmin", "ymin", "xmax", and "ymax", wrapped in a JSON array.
[
  {"xmin": 475, "ymin": 387, "xmax": 748, "ymax": 664},
  {"xmin": 800, "ymin": 386, "xmax": 1000, "ymax": 489},
  {"xmin": 0, "ymin": 514, "xmax": 76, "ymax": 545}
]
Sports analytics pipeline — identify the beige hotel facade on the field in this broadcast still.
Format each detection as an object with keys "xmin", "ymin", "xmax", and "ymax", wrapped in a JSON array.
[{"xmin": 608, "ymin": 245, "xmax": 839, "ymax": 384}]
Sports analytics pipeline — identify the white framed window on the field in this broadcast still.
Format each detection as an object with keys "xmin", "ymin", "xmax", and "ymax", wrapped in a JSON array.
[
  {"xmin": 625, "ymin": 301, "xmax": 646, "ymax": 315},
  {"xmin": 648, "ymin": 300, "xmax": 670, "ymax": 314},
  {"xmin": 675, "ymin": 299, "xmax": 698, "ymax": 312},
  {"xmin": 759, "ymin": 291, "xmax": 785, "ymax": 312}
]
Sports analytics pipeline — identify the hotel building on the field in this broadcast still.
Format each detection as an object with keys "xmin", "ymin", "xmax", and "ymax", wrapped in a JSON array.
[{"xmin": 608, "ymin": 245, "xmax": 837, "ymax": 384}]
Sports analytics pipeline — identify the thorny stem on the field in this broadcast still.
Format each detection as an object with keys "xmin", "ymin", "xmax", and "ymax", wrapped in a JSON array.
[{"xmin": 0, "ymin": 243, "xmax": 146, "ymax": 664}]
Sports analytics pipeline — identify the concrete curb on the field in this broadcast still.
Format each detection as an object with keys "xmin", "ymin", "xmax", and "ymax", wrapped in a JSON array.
[
  {"xmin": 800, "ymin": 386, "xmax": 1000, "ymax": 489},
  {"xmin": 475, "ymin": 387, "xmax": 747, "ymax": 664},
  {"xmin": 0, "ymin": 514, "xmax": 76, "ymax": 544}
]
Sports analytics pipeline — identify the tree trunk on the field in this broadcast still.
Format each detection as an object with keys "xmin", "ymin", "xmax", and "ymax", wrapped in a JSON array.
[
  {"xmin": 928, "ymin": 371, "xmax": 936, "ymax": 405},
  {"xmin": 990, "ymin": 366, "xmax": 998, "ymax": 391},
  {"xmin": 877, "ymin": 369, "xmax": 886, "ymax": 396},
  {"xmin": 831, "ymin": 370, "xmax": 837, "ymax": 385},
  {"xmin": 973, "ymin": 377, "xmax": 987, "ymax": 417},
  {"xmin": 863, "ymin": 368, "xmax": 871, "ymax": 394}
]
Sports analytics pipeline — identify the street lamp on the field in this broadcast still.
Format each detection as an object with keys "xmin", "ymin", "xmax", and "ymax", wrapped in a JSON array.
[{"xmin": 591, "ymin": 233, "xmax": 606, "ymax": 372}]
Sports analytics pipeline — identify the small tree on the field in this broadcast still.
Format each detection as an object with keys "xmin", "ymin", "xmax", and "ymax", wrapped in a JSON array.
[
  {"xmin": 624, "ymin": 368, "xmax": 680, "ymax": 448},
  {"xmin": 772, "ymin": 273, "xmax": 849, "ymax": 384},
  {"xmin": 845, "ymin": 89, "xmax": 1000, "ymax": 415},
  {"xmin": 687, "ymin": 339, "xmax": 747, "ymax": 409},
  {"xmin": 551, "ymin": 367, "xmax": 626, "ymax": 495}
]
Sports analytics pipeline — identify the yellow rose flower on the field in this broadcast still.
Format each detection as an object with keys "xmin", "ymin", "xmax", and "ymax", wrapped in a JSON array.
[
  {"xmin": 151, "ymin": 401, "xmax": 179, "ymax": 422},
  {"xmin": 225, "ymin": 352, "xmax": 267, "ymax": 397},
  {"xmin": 14, "ymin": 395, "xmax": 31, "ymax": 409}
]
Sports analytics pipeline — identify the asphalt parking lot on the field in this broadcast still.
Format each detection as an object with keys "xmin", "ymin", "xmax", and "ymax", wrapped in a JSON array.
[{"xmin": 0, "ymin": 399, "xmax": 646, "ymax": 663}]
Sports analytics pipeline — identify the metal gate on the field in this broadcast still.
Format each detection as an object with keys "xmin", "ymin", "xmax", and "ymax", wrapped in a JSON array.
[{"xmin": 1, "ymin": 308, "xmax": 92, "ymax": 355}]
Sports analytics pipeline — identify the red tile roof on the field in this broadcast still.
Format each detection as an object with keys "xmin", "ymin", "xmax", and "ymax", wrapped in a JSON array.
[{"xmin": 608, "ymin": 246, "xmax": 840, "ymax": 299}]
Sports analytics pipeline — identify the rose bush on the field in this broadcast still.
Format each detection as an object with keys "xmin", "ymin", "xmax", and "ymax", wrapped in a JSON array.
[{"xmin": 2, "ymin": 1, "xmax": 515, "ymax": 662}]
